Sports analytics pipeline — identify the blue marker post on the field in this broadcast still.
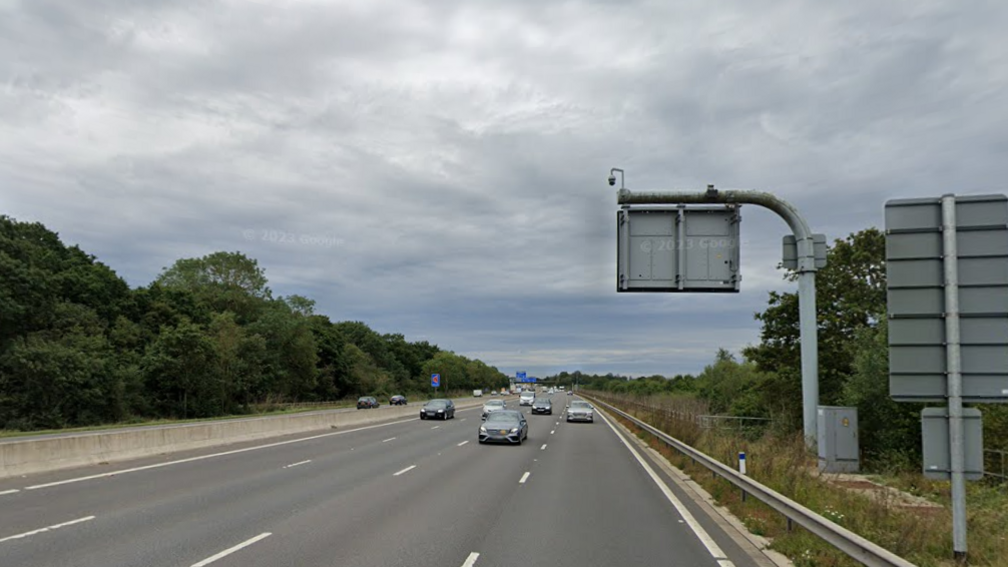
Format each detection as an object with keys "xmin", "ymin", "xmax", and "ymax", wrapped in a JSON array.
[{"xmin": 739, "ymin": 452, "xmax": 747, "ymax": 502}]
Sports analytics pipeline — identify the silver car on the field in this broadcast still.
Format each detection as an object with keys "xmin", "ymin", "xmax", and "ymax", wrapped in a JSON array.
[
  {"xmin": 566, "ymin": 400, "xmax": 594, "ymax": 423},
  {"xmin": 481, "ymin": 399, "xmax": 506, "ymax": 420}
]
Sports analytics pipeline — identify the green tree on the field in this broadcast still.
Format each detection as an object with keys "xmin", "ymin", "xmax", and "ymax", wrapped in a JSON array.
[
  {"xmin": 0, "ymin": 302, "xmax": 122, "ymax": 429},
  {"xmin": 0, "ymin": 216, "xmax": 130, "ymax": 344},
  {"xmin": 840, "ymin": 319, "xmax": 922, "ymax": 470},
  {"xmin": 743, "ymin": 228, "xmax": 886, "ymax": 425},
  {"xmin": 247, "ymin": 301, "xmax": 318, "ymax": 402},
  {"xmin": 421, "ymin": 351, "xmax": 468, "ymax": 394},
  {"xmin": 142, "ymin": 318, "xmax": 220, "ymax": 418},
  {"xmin": 156, "ymin": 251, "xmax": 271, "ymax": 322},
  {"xmin": 693, "ymin": 349, "xmax": 772, "ymax": 417},
  {"xmin": 282, "ymin": 295, "xmax": 315, "ymax": 317},
  {"xmin": 208, "ymin": 312, "xmax": 268, "ymax": 412}
]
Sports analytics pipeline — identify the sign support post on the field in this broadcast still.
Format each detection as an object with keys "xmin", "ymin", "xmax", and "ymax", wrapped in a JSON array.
[{"xmin": 941, "ymin": 195, "xmax": 968, "ymax": 560}]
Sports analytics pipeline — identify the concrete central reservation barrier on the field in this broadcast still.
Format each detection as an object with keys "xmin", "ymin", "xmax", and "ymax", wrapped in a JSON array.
[{"xmin": 0, "ymin": 397, "xmax": 492, "ymax": 480}]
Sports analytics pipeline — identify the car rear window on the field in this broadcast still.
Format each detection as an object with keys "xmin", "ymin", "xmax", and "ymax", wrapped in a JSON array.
[{"xmin": 485, "ymin": 413, "xmax": 516, "ymax": 423}]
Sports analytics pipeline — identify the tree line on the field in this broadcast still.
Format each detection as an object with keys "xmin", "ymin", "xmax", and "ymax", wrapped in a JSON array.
[{"xmin": 0, "ymin": 216, "xmax": 508, "ymax": 430}]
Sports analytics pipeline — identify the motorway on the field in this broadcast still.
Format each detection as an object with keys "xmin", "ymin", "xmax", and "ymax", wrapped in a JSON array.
[{"xmin": 0, "ymin": 397, "xmax": 771, "ymax": 567}]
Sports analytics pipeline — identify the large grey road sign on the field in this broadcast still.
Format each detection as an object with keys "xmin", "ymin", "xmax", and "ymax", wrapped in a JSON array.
[
  {"xmin": 617, "ymin": 205, "xmax": 741, "ymax": 292},
  {"xmin": 885, "ymin": 194, "xmax": 1008, "ymax": 401}
]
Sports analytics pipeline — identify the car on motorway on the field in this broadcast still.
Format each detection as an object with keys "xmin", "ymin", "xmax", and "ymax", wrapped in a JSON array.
[
  {"xmin": 519, "ymin": 390, "xmax": 535, "ymax": 406},
  {"xmin": 356, "ymin": 396, "xmax": 379, "ymax": 409},
  {"xmin": 478, "ymin": 410, "xmax": 528, "ymax": 444},
  {"xmin": 530, "ymin": 397, "xmax": 552, "ymax": 415},
  {"xmin": 567, "ymin": 390, "xmax": 574, "ymax": 396},
  {"xmin": 566, "ymin": 400, "xmax": 594, "ymax": 422},
  {"xmin": 420, "ymin": 398, "xmax": 455, "ymax": 420},
  {"xmin": 481, "ymin": 399, "xmax": 506, "ymax": 419},
  {"xmin": 389, "ymin": 395, "xmax": 407, "ymax": 405}
]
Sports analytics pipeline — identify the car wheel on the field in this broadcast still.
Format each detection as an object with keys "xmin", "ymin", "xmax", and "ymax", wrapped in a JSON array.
[{"xmin": 421, "ymin": 414, "xmax": 426, "ymax": 420}]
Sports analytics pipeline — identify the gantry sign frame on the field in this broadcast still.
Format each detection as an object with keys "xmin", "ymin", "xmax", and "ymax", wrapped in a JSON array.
[{"xmin": 616, "ymin": 184, "xmax": 825, "ymax": 448}]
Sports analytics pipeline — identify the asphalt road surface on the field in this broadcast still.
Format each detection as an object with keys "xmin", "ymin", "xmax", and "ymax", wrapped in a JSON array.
[{"xmin": 0, "ymin": 398, "xmax": 770, "ymax": 567}]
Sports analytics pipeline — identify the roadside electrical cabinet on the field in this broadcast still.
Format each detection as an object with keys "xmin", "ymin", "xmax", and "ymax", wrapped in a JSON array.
[{"xmin": 817, "ymin": 406, "xmax": 860, "ymax": 473}]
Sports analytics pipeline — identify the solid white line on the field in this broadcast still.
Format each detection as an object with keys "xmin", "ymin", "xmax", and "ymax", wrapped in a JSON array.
[
  {"xmin": 519, "ymin": 472, "xmax": 530, "ymax": 484},
  {"xmin": 0, "ymin": 489, "xmax": 19, "ymax": 496},
  {"xmin": 431, "ymin": 425, "xmax": 440, "ymax": 430},
  {"xmin": 597, "ymin": 411, "xmax": 734, "ymax": 566},
  {"xmin": 461, "ymin": 551, "xmax": 480, "ymax": 567},
  {"xmin": 283, "ymin": 460, "xmax": 311, "ymax": 469},
  {"xmin": 190, "ymin": 532, "xmax": 272, "ymax": 567},
  {"xmin": 0, "ymin": 516, "xmax": 95, "ymax": 543},
  {"xmin": 540, "ymin": 444, "xmax": 547, "ymax": 450},
  {"xmin": 382, "ymin": 437, "xmax": 397, "ymax": 443},
  {"xmin": 25, "ymin": 417, "xmax": 417, "ymax": 491},
  {"xmin": 457, "ymin": 440, "xmax": 469, "ymax": 447},
  {"xmin": 394, "ymin": 465, "xmax": 417, "ymax": 477}
]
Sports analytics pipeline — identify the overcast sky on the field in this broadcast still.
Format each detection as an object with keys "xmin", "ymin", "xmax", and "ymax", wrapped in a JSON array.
[{"xmin": 3, "ymin": 0, "xmax": 1007, "ymax": 378}]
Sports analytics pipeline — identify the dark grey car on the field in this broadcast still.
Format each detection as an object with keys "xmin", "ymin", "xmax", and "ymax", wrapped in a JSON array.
[
  {"xmin": 531, "ymin": 397, "xmax": 552, "ymax": 415},
  {"xmin": 566, "ymin": 400, "xmax": 594, "ymax": 423},
  {"xmin": 478, "ymin": 410, "xmax": 528, "ymax": 445},
  {"xmin": 420, "ymin": 399, "xmax": 455, "ymax": 420}
]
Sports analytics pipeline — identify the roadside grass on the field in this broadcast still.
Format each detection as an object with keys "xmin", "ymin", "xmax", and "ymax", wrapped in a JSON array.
[{"xmin": 594, "ymin": 392, "xmax": 1007, "ymax": 567}]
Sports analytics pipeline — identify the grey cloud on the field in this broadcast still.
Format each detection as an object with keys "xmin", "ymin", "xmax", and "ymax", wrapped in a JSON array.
[{"xmin": 3, "ymin": 0, "xmax": 1007, "ymax": 377}]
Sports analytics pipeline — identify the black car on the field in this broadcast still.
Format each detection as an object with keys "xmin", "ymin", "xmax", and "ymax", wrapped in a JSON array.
[
  {"xmin": 420, "ymin": 399, "xmax": 455, "ymax": 420},
  {"xmin": 479, "ymin": 410, "xmax": 528, "ymax": 445},
  {"xmin": 390, "ymin": 395, "xmax": 407, "ymax": 405},
  {"xmin": 356, "ymin": 396, "xmax": 379, "ymax": 409},
  {"xmin": 531, "ymin": 397, "xmax": 552, "ymax": 415}
]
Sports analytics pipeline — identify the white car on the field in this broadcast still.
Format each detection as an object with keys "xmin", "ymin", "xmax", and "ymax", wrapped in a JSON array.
[
  {"xmin": 519, "ymin": 391, "xmax": 535, "ymax": 406},
  {"xmin": 482, "ymin": 399, "xmax": 506, "ymax": 419}
]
